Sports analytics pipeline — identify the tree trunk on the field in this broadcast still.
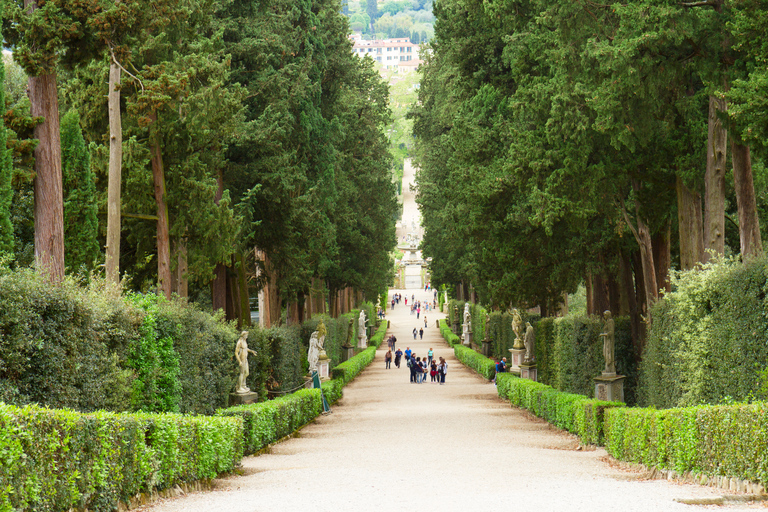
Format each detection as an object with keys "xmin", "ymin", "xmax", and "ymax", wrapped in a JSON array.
[
  {"xmin": 704, "ymin": 95, "xmax": 727, "ymax": 262},
  {"xmin": 585, "ymin": 273, "xmax": 594, "ymax": 316},
  {"xmin": 29, "ymin": 72, "xmax": 65, "ymax": 282},
  {"xmin": 172, "ymin": 237, "xmax": 188, "ymax": 299},
  {"xmin": 636, "ymin": 215, "xmax": 658, "ymax": 328},
  {"xmin": 211, "ymin": 172, "xmax": 227, "ymax": 312},
  {"xmin": 731, "ymin": 136, "xmax": 763, "ymax": 260},
  {"xmin": 105, "ymin": 62, "xmax": 122, "ymax": 290},
  {"xmin": 652, "ymin": 220, "xmax": 671, "ymax": 295},
  {"xmin": 620, "ymin": 251, "xmax": 640, "ymax": 356},
  {"xmin": 676, "ymin": 176, "xmax": 704, "ymax": 270},
  {"xmin": 149, "ymin": 114, "xmax": 171, "ymax": 299}
]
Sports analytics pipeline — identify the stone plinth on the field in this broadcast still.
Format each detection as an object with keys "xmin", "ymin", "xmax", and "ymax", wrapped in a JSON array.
[
  {"xmin": 520, "ymin": 363, "xmax": 537, "ymax": 382},
  {"xmin": 594, "ymin": 374, "xmax": 625, "ymax": 402},
  {"xmin": 228, "ymin": 391, "xmax": 258, "ymax": 406},
  {"xmin": 462, "ymin": 331, "xmax": 472, "ymax": 347},
  {"xmin": 357, "ymin": 334, "xmax": 368, "ymax": 349},
  {"xmin": 317, "ymin": 355, "xmax": 331, "ymax": 380},
  {"xmin": 342, "ymin": 344, "xmax": 355, "ymax": 362},
  {"xmin": 481, "ymin": 340, "xmax": 492, "ymax": 357},
  {"xmin": 508, "ymin": 347, "xmax": 526, "ymax": 373}
]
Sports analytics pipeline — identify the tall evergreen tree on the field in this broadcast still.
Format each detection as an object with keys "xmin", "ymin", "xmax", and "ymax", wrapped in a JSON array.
[
  {"xmin": 0, "ymin": 44, "xmax": 12, "ymax": 257},
  {"xmin": 61, "ymin": 110, "xmax": 99, "ymax": 273}
]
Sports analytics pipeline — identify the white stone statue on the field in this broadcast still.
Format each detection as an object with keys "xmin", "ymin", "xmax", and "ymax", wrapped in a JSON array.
[
  {"xmin": 235, "ymin": 331, "xmax": 257, "ymax": 394},
  {"xmin": 463, "ymin": 303, "xmax": 471, "ymax": 326},
  {"xmin": 358, "ymin": 310, "xmax": 368, "ymax": 347},
  {"xmin": 511, "ymin": 308, "xmax": 524, "ymax": 349},
  {"xmin": 600, "ymin": 310, "xmax": 615, "ymax": 375},
  {"xmin": 524, "ymin": 322, "xmax": 535, "ymax": 363},
  {"xmin": 308, "ymin": 331, "xmax": 322, "ymax": 372}
]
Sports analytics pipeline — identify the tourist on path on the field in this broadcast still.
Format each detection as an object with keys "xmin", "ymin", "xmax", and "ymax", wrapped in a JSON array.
[
  {"xmin": 385, "ymin": 350, "xmax": 392, "ymax": 369},
  {"xmin": 405, "ymin": 347, "xmax": 412, "ymax": 362},
  {"xmin": 413, "ymin": 328, "xmax": 417, "ymax": 339},
  {"xmin": 419, "ymin": 328, "xmax": 424, "ymax": 339},
  {"xmin": 395, "ymin": 348, "xmax": 403, "ymax": 368},
  {"xmin": 439, "ymin": 357, "xmax": 447, "ymax": 384},
  {"xmin": 430, "ymin": 360, "xmax": 438, "ymax": 382},
  {"xmin": 424, "ymin": 316, "xmax": 427, "ymax": 328},
  {"xmin": 409, "ymin": 355, "xmax": 418, "ymax": 383},
  {"xmin": 428, "ymin": 348, "xmax": 433, "ymax": 365}
]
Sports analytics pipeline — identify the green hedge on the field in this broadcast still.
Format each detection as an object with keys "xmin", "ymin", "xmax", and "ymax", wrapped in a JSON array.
[
  {"xmin": 219, "ymin": 389, "xmax": 322, "ymax": 455},
  {"xmin": 0, "ymin": 403, "xmax": 242, "ymax": 512},
  {"xmin": 605, "ymin": 402, "xmax": 768, "ymax": 484},
  {"xmin": 439, "ymin": 318, "xmax": 460, "ymax": 346},
  {"xmin": 454, "ymin": 345, "xmax": 496, "ymax": 380},
  {"xmin": 496, "ymin": 373, "xmax": 623, "ymax": 445},
  {"xmin": 639, "ymin": 256, "xmax": 768, "ymax": 408}
]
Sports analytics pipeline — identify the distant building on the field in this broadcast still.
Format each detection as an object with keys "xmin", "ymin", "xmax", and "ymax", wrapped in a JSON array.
[{"xmin": 349, "ymin": 35, "xmax": 423, "ymax": 71}]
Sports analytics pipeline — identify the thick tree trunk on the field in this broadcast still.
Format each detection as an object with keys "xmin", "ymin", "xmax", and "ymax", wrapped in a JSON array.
[
  {"xmin": 620, "ymin": 251, "xmax": 641, "ymax": 357},
  {"xmin": 636, "ymin": 216, "xmax": 658, "ymax": 328},
  {"xmin": 149, "ymin": 115, "xmax": 171, "ymax": 299},
  {"xmin": 676, "ymin": 176, "xmax": 704, "ymax": 270},
  {"xmin": 29, "ymin": 72, "xmax": 65, "ymax": 282},
  {"xmin": 704, "ymin": 95, "xmax": 727, "ymax": 262},
  {"xmin": 652, "ymin": 221, "xmax": 671, "ymax": 295},
  {"xmin": 585, "ymin": 273, "xmax": 594, "ymax": 316},
  {"xmin": 105, "ymin": 62, "xmax": 122, "ymax": 290},
  {"xmin": 731, "ymin": 136, "xmax": 763, "ymax": 260}
]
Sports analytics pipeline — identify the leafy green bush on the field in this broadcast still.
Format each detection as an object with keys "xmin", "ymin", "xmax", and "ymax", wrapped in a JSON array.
[
  {"xmin": 0, "ymin": 402, "xmax": 242, "ymax": 511},
  {"xmin": 439, "ymin": 319, "xmax": 460, "ymax": 346},
  {"xmin": 605, "ymin": 401, "xmax": 768, "ymax": 485},
  {"xmin": 495, "ymin": 373, "xmax": 623, "ymax": 444},
  {"xmin": 332, "ymin": 346, "xmax": 377, "ymax": 383},
  {"xmin": 0, "ymin": 269, "xmax": 135, "ymax": 411},
  {"xmin": 639, "ymin": 256, "xmax": 768, "ymax": 408},
  {"xmin": 454, "ymin": 345, "xmax": 495, "ymax": 380},
  {"xmin": 219, "ymin": 389, "xmax": 321, "ymax": 455}
]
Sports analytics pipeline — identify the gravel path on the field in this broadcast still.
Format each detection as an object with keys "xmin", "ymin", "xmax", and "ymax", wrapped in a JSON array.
[{"xmin": 138, "ymin": 292, "xmax": 751, "ymax": 512}]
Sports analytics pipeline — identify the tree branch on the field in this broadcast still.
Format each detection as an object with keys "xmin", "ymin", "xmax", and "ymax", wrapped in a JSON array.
[
  {"xmin": 110, "ymin": 47, "xmax": 144, "ymax": 93},
  {"xmin": 679, "ymin": 0, "xmax": 719, "ymax": 7}
]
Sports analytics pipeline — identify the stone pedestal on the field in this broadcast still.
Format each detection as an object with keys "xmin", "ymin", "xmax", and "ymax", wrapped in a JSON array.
[
  {"xmin": 462, "ymin": 330, "xmax": 471, "ymax": 347},
  {"xmin": 317, "ymin": 355, "xmax": 331, "ymax": 380},
  {"xmin": 228, "ymin": 391, "xmax": 258, "ymax": 406},
  {"xmin": 342, "ymin": 344, "xmax": 355, "ymax": 362},
  {"xmin": 508, "ymin": 347, "xmax": 526, "ymax": 373},
  {"xmin": 520, "ymin": 363, "xmax": 537, "ymax": 382},
  {"xmin": 304, "ymin": 375, "xmax": 314, "ymax": 389},
  {"xmin": 481, "ymin": 340, "xmax": 492, "ymax": 357},
  {"xmin": 357, "ymin": 334, "xmax": 368, "ymax": 349},
  {"xmin": 594, "ymin": 374, "xmax": 625, "ymax": 402},
  {"xmin": 453, "ymin": 322, "xmax": 461, "ymax": 336}
]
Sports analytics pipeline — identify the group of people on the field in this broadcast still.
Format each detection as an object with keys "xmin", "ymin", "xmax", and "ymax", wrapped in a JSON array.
[
  {"xmin": 391, "ymin": 293, "xmax": 404, "ymax": 310},
  {"xmin": 384, "ymin": 346, "xmax": 448, "ymax": 384}
]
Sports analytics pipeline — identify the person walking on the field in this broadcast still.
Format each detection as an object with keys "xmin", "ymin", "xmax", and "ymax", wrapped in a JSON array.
[
  {"xmin": 385, "ymin": 350, "xmax": 392, "ymax": 369},
  {"xmin": 439, "ymin": 357, "xmax": 447, "ymax": 385},
  {"xmin": 409, "ymin": 355, "xmax": 418, "ymax": 383},
  {"xmin": 395, "ymin": 348, "xmax": 403, "ymax": 368},
  {"xmin": 419, "ymin": 328, "xmax": 424, "ymax": 340},
  {"xmin": 404, "ymin": 347, "xmax": 412, "ymax": 363},
  {"xmin": 430, "ymin": 360, "xmax": 438, "ymax": 382},
  {"xmin": 424, "ymin": 316, "xmax": 428, "ymax": 328},
  {"xmin": 427, "ymin": 348, "xmax": 434, "ymax": 365},
  {"xmin": 413, "ymin": 328, "xmax": 418, "ymax": 339}
]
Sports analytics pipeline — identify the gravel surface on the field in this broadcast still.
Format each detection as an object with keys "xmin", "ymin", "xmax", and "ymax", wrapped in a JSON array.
[{"xmin": 138, "ymin": 289, "xmax": 753, "ymax": 512}]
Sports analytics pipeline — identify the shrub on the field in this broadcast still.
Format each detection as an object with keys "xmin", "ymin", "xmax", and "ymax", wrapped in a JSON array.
[
  {"xmin": 639, "ymin": 256, "xmax": 768, "ymax": 408},
  {"xmin": 0, "ymin": 402, "xmax": 242, "ymax": 512},
  {"xmin": 219, "ymin": 389, "xmax": 321, "ymax": 455},
  {"xmin": 453, "ymin": 345, "xmax": 495, "ymax": 380},
  {"xmin": 605, "ymin": 401, "xmax": 768, "ymax": 485}
]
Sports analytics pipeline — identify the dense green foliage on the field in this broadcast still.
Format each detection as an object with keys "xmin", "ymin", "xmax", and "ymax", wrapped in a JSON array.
[
  {"xmin": 605, "ymin": 402, "xmax": 768, "ymax": 485},
  {"xmin": 0, "ymin": 403, "xmax": 242, "ymax": 512},
  {"xmin": 495, "ymin": 373, "xmax": 623, "ymax": 446},
  {"xmin": 639, "ymin": 256, "xmax": 768, "ymax": 408}
]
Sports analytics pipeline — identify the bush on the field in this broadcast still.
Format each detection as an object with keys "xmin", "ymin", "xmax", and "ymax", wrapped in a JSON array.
[
  {"xmin": 605, "ymin": 401, "xmax": 768, "ymax": 485},
  {"xmin": 0, "ymin": 402, "xmax": 242, "ymax": 511},
  {"xmin": 496, "ymin": 373, "xmax": 623, "ymax": 444},
  {"xmin": 219, "ymin": 389, "xmax": 322, "ymax": 455},
  {"xmin": 0, "ymin": 269, "xmax": 136, "ymax": 411},
  {"xmin": 453, "ymin": 345, "xmax": 495, "ymax": 380},
  {"xmin": 639, "ymin": 256, "xmax": 768, "ymax": 408}
]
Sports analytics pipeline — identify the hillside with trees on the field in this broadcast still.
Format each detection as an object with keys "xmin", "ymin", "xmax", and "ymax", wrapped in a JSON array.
[{"xmin": 346, "ymin": 0, "xmax": 434, "ymax": 42}]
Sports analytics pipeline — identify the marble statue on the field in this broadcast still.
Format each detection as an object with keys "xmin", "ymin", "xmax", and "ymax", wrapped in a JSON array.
[
  {"xmin": 524, "ymin": 322, "xmax": 535, "ymax": 363},
  {"xmin": 235, "ymin": 331, "xmax": 257, "ymax": 394},
  {"xmin": 308, "ymin": 331, "xmax": 322, "ymax": 372},
  {"xmin": 599, "ymin": 310, "xmax": 615, "ymax": 375},
  {"xmin": 511, "ymin": 308, "xmax": 524, "ymax": 349},
  {"xmin": 463, "ymin": 303, "xmax": 471, "ymax": 326},
  {"xmin": 359, "ymin": 310, "xmax": 367, "ymax": 335}
]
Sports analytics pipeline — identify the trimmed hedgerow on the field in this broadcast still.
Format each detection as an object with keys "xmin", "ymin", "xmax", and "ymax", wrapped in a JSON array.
[
  {"xmin": 604, "ymin": 401, "xmax": 768, "ymax": 484},
  {"xmin": 439, "ymin": 319, "xmax": 460, "ymax": 346},
  {"xmin": 0, "ymin": 402, "xmax": 242, "ymax": 512},
  {"xmin": 332, "ymin": 347, "xmax": 377, "ymax": 383},
  {"xmin": 454, "ymin": 345, "xmax": 496, "ymax": 380},
  {"xmin": 495, "ymin": 373, "xmax": 623, "ymax": 444},
  {"xmin": 219, "ymin": 389, "xmax": 321, "ymax": 455}
]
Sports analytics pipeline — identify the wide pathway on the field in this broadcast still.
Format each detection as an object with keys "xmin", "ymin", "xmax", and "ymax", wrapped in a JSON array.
[{"xmin": 138, "ymin": 289, "xmax": 744, "ymax": 512}]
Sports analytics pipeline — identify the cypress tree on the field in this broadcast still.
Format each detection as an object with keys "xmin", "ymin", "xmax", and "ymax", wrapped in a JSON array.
[
  {"xmin": 0, "ymin": 50, "xmax": 12, "ymax": 257},
  {"xmin": 61, "ymin": 110, "xmax": 100, "ymax": 274}
]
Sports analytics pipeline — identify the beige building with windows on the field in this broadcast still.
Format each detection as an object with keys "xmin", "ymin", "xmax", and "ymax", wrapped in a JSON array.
[{"xmin": 349, "ymin": 34, "xmax": 422, "ymax": 71}]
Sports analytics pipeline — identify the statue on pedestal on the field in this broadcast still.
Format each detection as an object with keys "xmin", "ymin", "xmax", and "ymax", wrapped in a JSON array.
[
  {"xmin": 600, "ymin": 310, "xmax": 615, "ymax": 375},
  {"xmin": 511, "ymin": 308, "xmax": 524, "ymax": 349},
  {"xmin": 307, "ymin": 319, "xmax": 328, "ymax": 373},
  {"xmin": 524, "ymin": 322, "xmax": 535, "ymax": 363},
  {"xmin": 235, "ymin": 331, "xmax": 257, "ymax": 394},
  {"xmin": 463, "ymin": 303, "xmax": 471, "ymax": 326}
]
